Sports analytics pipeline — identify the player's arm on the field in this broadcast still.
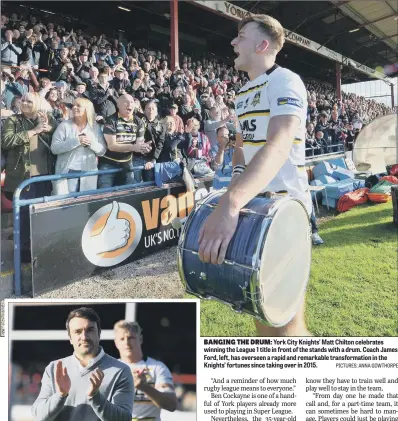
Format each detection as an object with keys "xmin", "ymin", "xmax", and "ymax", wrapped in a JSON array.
[
  {"xmin": 223, "ymin": 114, "xmax": 299, "ymax": 208},
  {"xmin": 229, "ymin": 132, "xmax": 245, "ymax": 186},
  {"xmin": 231, "ymin": 132, "xmax": 245, "ymax": 167},
  {"xmin": 134, "ymin": 363, "xmax": 177, "ymax": 412},
  {"xmin": 138, "ymin": 381, "xmax": 177, "ymax": 412}
]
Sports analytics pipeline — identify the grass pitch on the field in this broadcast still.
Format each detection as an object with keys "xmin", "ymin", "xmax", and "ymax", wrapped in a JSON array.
[{"xmin": 198, "ymin": 202, "xmax": 397, "ymax": 337}]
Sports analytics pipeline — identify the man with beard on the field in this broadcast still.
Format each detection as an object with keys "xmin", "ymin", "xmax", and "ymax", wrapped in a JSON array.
[
  {"xmin": 114, "ymin": 320, "xmax": 177, "ymax": 421},
  {"xmin": 31, "ymin": 307, "xmax": 134, "ymax": 421}
]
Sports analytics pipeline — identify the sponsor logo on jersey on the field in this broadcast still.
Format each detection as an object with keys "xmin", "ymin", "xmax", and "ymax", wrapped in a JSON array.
[
  {"xmin": 277, "ymin": 97, "xmax": 303, "ymax": 108},
  {"xmin": 251, "ymin": 92, "xmax": 261, "ymax": 107},
  {"xmin": 240, "ymin": 119, "xmax": 257, "ymax": 132}
]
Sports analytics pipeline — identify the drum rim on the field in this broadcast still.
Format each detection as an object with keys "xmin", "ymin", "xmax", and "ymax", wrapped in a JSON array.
[
  {"xmin": 177, "ymin": 191, "xmax": 312, "ymax": 328},
  {"xmin": 177, "ymin": 188, "xmax": 224, "ymax": 251},
  {"xmin": 257, "ymin": 198, "xmax": 312, "ymax": 327},
  {"xmin": 248, "ymin": 197, "xmax": 289, "ymax": 324}
]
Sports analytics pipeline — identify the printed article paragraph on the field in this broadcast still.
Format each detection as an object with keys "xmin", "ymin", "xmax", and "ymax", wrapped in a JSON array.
[{"xmin": 198, "ymin": 337, "xmax": 398, "ymax": 421}]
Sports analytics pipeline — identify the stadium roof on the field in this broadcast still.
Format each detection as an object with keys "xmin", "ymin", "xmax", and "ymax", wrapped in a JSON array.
[
  {"xmin": 232, "ymin": 1, "xmax": 398, "ymax": 69},
  {"xmin": 335, "ymin": 0, "xmax": 398, "ymax": 59}
]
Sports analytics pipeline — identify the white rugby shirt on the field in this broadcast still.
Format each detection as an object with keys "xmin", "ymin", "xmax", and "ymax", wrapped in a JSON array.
[{"xmin": 235, "ymin": 64, "xmax": 311, "ymax": 214}]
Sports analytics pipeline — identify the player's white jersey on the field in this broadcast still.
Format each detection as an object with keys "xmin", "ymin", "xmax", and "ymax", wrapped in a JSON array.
[
  {"xmin": 123, "ymin": 357, "xmax": 174, "ymax": 421},
  {"xmin": 235, "ymin": 64, "xmax": 311, "ymax": 214}
]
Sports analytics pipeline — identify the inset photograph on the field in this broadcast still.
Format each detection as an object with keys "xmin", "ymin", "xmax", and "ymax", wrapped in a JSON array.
[{"xmin": 7, "ymin": 300, "xmax": 197, "ymax": 421}]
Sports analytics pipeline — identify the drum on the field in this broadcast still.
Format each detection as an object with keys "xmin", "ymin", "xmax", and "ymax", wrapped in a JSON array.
[{"xmin": 177, "ymin": 189, "xmax": 312, "ymax": 327}]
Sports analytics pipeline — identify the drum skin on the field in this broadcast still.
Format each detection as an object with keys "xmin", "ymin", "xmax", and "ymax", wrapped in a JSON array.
[{"xmin": 177, "ymin": 190, "xmax": 312, "ymax": 327}]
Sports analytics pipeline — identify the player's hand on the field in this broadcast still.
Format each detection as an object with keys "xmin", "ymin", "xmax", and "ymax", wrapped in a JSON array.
[
  {"xmin": 55, "ymin": 361, "xmax": 71, "ymax": 397},
  {"xmin": 91, "ymin": 201, "xmax": 130, "ymax": 253},
  {"xmin": 198, "ymin": 200, "xmax": 239, "ymax": 265},
  {"xmin": 144, "ymin": 162, "xmax": 154, "ymax": 170},
  {"xmin": 132, "ymin": 368, "xmax": 148, "ymax": 390},
  {"xmin": 87, "ymin": 368, "xmax": 104, "ymax": 398}
]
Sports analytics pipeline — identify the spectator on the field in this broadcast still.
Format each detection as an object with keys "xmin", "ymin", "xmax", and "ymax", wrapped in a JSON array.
[
  {"xmin": 1, "ymin": 29, "xmax": 22, "ymax": 65},
  {"xmin": 352, "ymin": 112, "xmax": 363, "ymax": 131},
  {"xmin": 98, "ymin": 94, "xmax": 149, "ymax": 188},
  {"xmin": 10, "ymin": 95, "xmax": 22, "ymax": 114},
  {"xmin": 314, "ymin": 130, "xmax": 330, "ymax": 155},
  {"xmin": 305, "ymin": 126, "xmax": 322, "ymax": 158},
  {"xmin": 58, "ymin": 62, "xmax": 83, "ymax": 87},
  {"xmin": 305, "ymin": 122, "xmax": 317, "ymax": 157},
  {"xmin": 1, "ymin": 92, "xmax": 56, "ymax": 261},
  {"xmin": 168, "ymin": 103, "xmax": 184, "ymax": 133},
  {"xmin": 22, "ymin": 31, "xmax": 47, "ymax": 67},
  {"xmin": 74, "ymin": 47, "xmax": 92, "ymax": 82},
  {"xmin": 185, "ymin": 117, "xmax": 211, "ymax": 163},
  {"xmin": 38, "ymin": 77, "xmax": 52, "ymax": 97},
  {"xmin": 86, "ymin": 66, "xmax": 99, "ymax": 91},
  {"xmin": 73, "ymin": 82, "xmax": 89, "ymax": 100},
  {"xmin": 51, "ymin": 98, "xmax": 106, "ymax": 194},
  {"xmin": 315, "ymin": 111, "xmax": 329, "ymax": 134},
  {"xmin": 179, "ymin": 94, "xmax": 194, "ymax": 123},
  {"xmin": 341, "ymin": 119, "xmax": 356, "ymax": 151},
  {"xmin": 90, "ymin": 72, "xmax": 118, "ymax": 118},
  {"xmin": 203, "ymin": 106, "xmax": 232, "ymax": 157},
  {"xmin": 156, "ymin": 116, "xmax": 188, "ymax": 163},
  {"xmin": 212, "ymin": 126, "xmax": 234, "ymax": 190},
  {"xmin": 1, "ymin": 67, "xmax": 25, "ymax": 108},
  {"xmin": 45, "ymin": 87, "xmax": 68, "ymax": 122},
  {"xmin": 110, "ymin": 67, "xmax": 131, "ymax": 95},
  {"xmin": 133, "ymin": 99, "xmax": 163, "ymax": 182}
]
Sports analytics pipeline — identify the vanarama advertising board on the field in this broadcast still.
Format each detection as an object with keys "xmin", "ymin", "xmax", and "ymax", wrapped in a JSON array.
[{"xmin": 29, "ymin": 178, "xmax": 213, "ymax": 295}]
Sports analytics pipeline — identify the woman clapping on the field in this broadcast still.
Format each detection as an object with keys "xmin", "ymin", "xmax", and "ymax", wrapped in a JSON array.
[{"xmin": 51, "ymin": 98, "xmax": 106, "ymax": 194}]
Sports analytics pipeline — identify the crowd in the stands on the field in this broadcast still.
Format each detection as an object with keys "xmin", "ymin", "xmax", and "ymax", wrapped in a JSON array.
[{"xmin": 1, "ymin": 6, "xmax": 394, "ymax": 196}]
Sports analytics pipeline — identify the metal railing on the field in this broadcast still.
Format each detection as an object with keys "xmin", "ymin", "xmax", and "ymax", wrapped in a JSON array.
[
  {"xmin": 11, "ymin": 145, "xmax": 352, "ymax": 296},
  {"xmin": 305, "ymin": 141, "xmax": 346, "ymax": 159},
  {"xmin": 13, "ymin": 166, "xmax": 155, "ymax": 296}
]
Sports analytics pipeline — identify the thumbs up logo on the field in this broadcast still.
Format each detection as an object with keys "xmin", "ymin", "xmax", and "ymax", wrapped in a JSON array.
[{"xmin": 82, "ymin": 201, "xmax": 143, "ymax": 267}]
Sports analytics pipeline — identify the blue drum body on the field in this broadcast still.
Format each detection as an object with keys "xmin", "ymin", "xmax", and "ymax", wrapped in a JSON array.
[{"xmin": 177, "ymin": 190, "xmax": 312, "ymax": 327}]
